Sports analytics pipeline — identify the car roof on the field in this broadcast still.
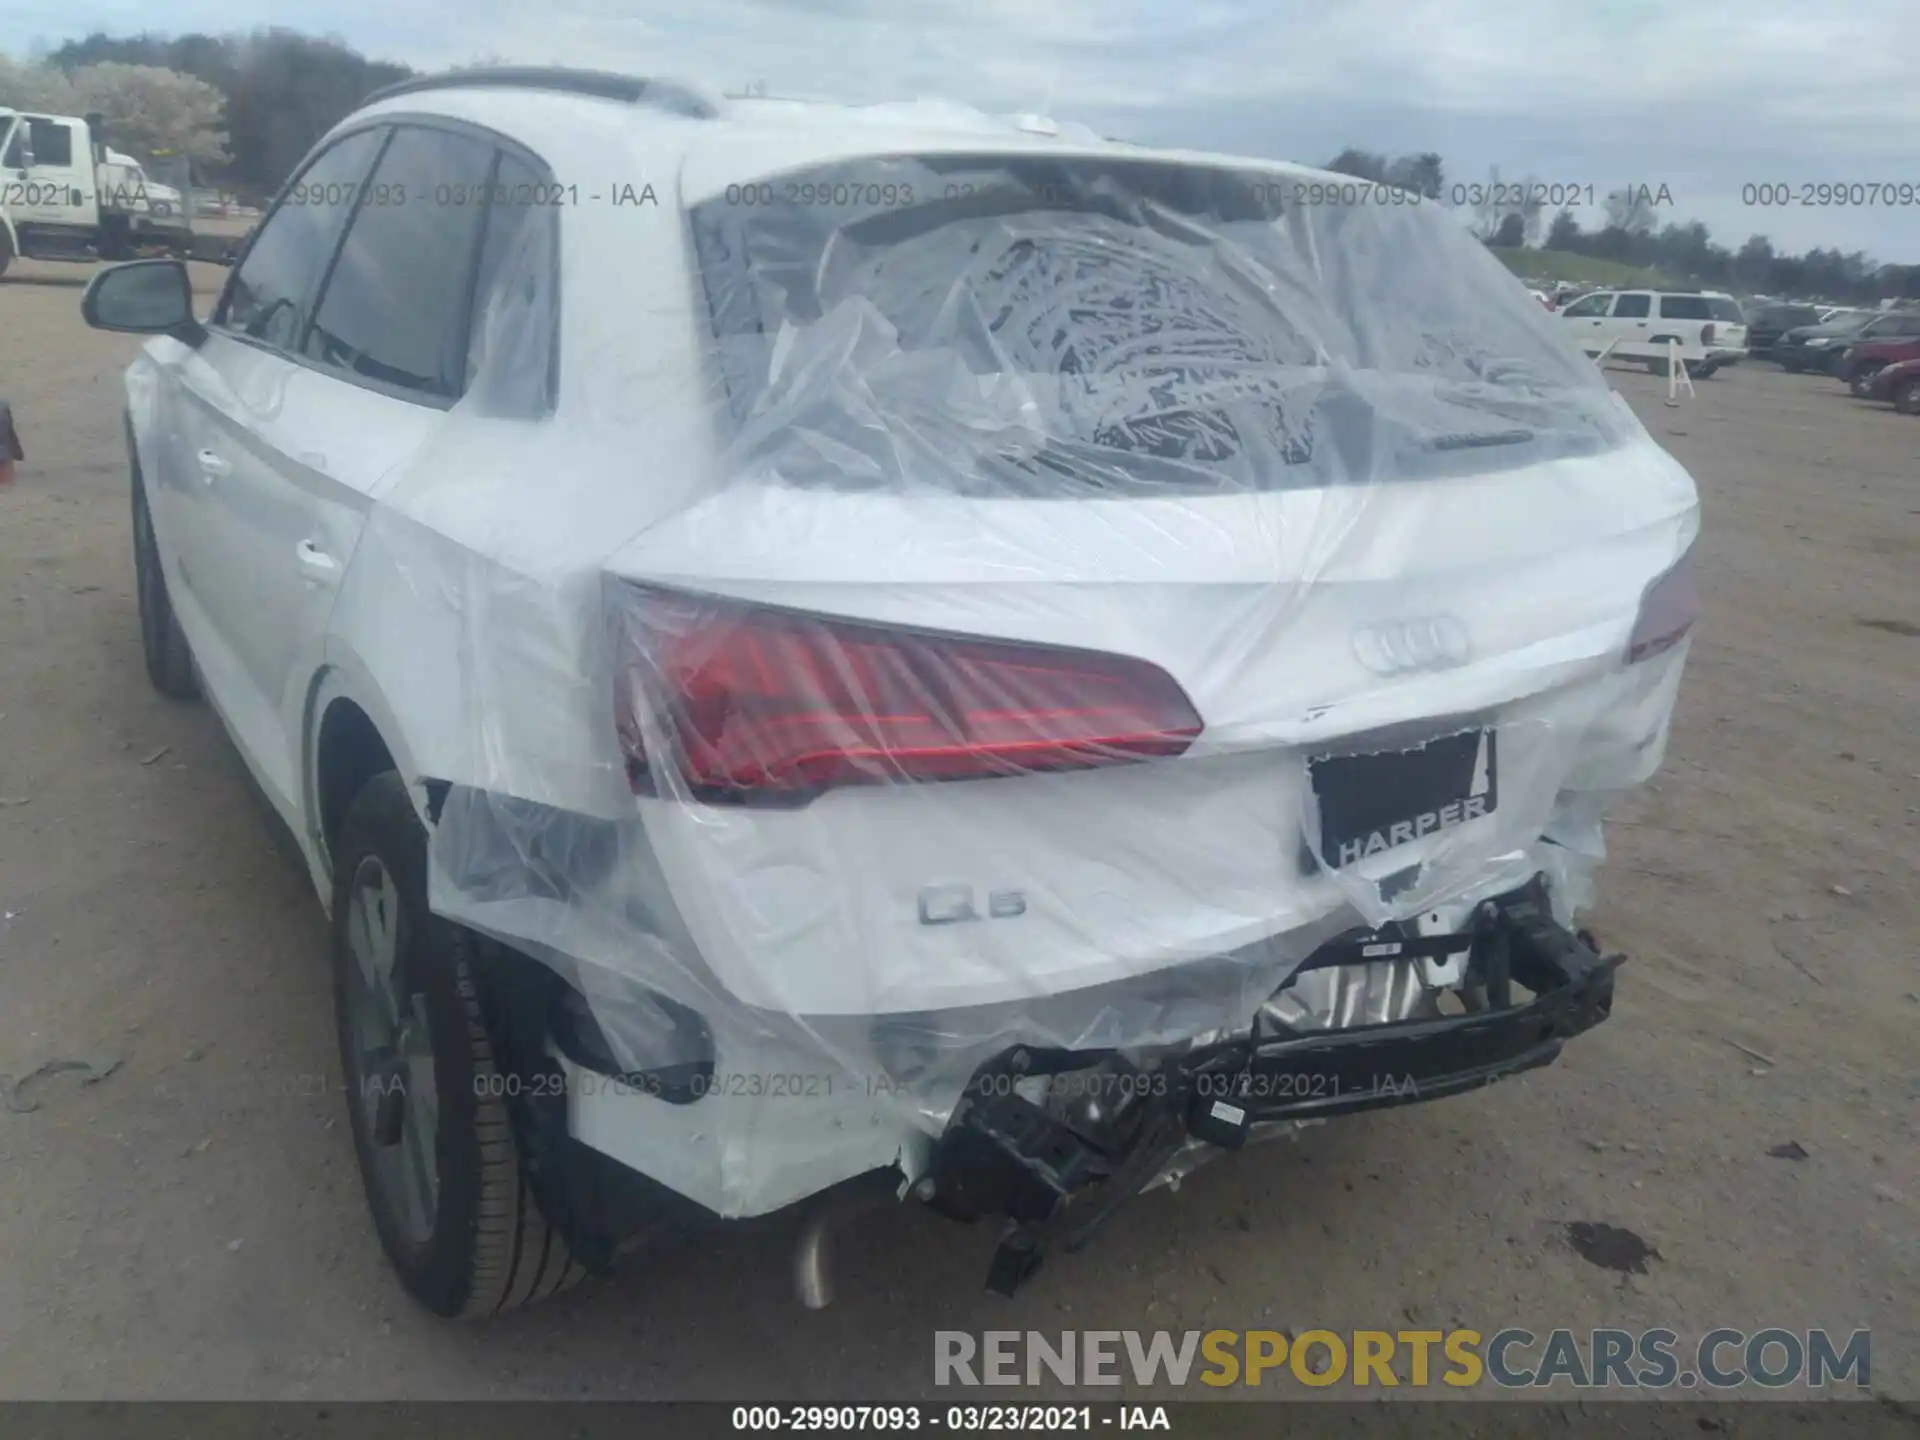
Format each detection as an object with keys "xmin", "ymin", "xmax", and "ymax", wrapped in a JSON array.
[{"xmin": 343, "ymin": 66, "xmax": 1357, "ymax": 201}]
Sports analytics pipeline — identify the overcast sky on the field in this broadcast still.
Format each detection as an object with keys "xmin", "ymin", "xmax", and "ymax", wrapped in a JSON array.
[{"xmin": 8, "ymin": 0, "xmax": 1919, "ymax": 262}]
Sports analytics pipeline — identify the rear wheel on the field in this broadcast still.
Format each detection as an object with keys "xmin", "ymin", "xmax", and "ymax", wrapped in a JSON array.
[
  {"xmin": 1895, "ymin": 378, "xmax": 1920, "ymax": 416},
  {"xmin": 130, "ymin": 464, "xmax": 200, "ymax": 700},
  {"xmin": 331, "ymin": 771, "xmax": 585, "ymax": 1318}
]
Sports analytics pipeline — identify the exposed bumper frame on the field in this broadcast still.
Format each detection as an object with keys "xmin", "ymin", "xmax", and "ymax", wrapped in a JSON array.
[{"xmin": 925, "ymin": 874, "xmax": 1621, "ymax": 1295}]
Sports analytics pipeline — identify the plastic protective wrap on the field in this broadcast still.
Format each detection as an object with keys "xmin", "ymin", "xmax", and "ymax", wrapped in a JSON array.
[{"xmin": 343, "ymin": 135, "xmax": 1698, "ymax": 1216}]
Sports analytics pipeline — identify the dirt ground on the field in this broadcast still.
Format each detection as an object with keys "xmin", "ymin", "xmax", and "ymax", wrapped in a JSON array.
[{"xmin": 1, "ymin": 258, "xmax": 1916, "ymax": 1406}]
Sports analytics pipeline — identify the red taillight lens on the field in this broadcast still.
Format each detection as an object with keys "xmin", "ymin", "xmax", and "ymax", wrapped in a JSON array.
[
  {"xmin": 612, "ymin": 586, "xmax": 1203, "ymax": 801},
  {"xmin": 1626, "ymin": 545, "xmax": 1699, "ymax": 664}
]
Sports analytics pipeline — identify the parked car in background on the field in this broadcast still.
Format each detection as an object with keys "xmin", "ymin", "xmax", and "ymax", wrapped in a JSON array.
[
  {"xmin": 1556, "ymin": 289, "xmax": 1747, "ymax": 375},
  {"xmin": 1745, "ymin": 303, "xmax": 1822, "ymax": 358},
  {"xmin": 1865, "ymin": 356, "xmax": 1920, "ymax": 414},
  {"xmin": 1776, "ymin": 311, "xmax": 1893, "ymax": 374},
  {"xmin": 1841, "ymin": 332, "xmax": 1920, "ymax": 397}
]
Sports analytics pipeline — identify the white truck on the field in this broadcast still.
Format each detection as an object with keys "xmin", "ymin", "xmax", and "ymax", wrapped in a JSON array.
[{"xmin": 1, "ymin": 107, "xmax": 198, "ymax": 276}]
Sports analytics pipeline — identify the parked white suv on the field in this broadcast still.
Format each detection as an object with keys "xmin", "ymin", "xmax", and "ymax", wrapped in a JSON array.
[
  {"xmin": 82, "ymin": 67, "xmax": 1699, "ymax": 1317},
  {"xmin": 1557, "ymin": 288, "xmax": 1748, "ymax": 376}
]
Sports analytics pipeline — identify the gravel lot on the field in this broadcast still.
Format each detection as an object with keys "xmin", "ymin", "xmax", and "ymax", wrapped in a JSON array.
[{"xmin": 1, "ymin": 258, "xmax": 1916, "ymax": 1406}]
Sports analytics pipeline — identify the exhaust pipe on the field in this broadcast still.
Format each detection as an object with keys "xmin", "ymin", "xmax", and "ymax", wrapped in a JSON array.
[
  {"xmin": 790, "ymin": 1171, "xmax": 909, "ymax": 1309},
  {"xmin": 794, "ymin": 1205, "xmax": 835, "ymax": 1310}
]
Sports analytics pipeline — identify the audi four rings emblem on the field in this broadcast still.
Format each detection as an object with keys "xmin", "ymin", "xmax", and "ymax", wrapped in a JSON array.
[{"xmin": 1351, "ymin": 616, "xmax": 1472, "ymax": 675}]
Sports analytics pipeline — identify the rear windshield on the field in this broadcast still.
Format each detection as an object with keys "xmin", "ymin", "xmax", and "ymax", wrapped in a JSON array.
[
  {"xmin": 1757, "ymin": 305, "xmax": 1819, "ymax": 327},
  {"xmin": 689, "ymin": 155, "xmax": 1632, "ymax": 498},
  {"xmin": 1659, "ymin": 294, "xmax": 1743, "ymax": 322}
]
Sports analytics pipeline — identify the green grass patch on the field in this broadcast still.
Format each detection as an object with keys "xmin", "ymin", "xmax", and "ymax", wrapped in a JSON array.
[{"xmin": 1490, "ymin": 247, "xmax": 1680, "ymax": 289}]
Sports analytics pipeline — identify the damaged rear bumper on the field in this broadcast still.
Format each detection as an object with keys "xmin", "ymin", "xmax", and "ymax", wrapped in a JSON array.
[{"xmin": 923, "ymin": 874, "xmax": 1619, "ymax": 1295}]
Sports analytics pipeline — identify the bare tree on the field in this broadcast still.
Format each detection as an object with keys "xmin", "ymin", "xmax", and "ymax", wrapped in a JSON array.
[
  {"xmin": 70, "ymin": 61, "xmax": 230, "ymax": 169},
  {"xmin": 1466, "ymin": 166, "xmax": 1506, "ymax": 241},
  {"xmin": 1603, "ymin": 186, "xmax": 1658, "ymax": 234},
  {"xmin": 2, "ymin": 55, "xmax": 228, "ymax": 170},
  {"xmin": 0, "ymin": 52, "xmax": 81, "ymax": 111}
]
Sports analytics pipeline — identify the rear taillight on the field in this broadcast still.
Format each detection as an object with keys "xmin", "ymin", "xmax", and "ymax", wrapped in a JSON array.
[
  {"xmin": 612, "ymin": 586, "xmax": 1203, "ymax": 802},
  {"xmin": 1626, "ymin": 545, "xmax": 1699, "ymax": 664},
  {"xmin": 1701, "ymin": 323, "xmax": 1715, "ymax": 346}
]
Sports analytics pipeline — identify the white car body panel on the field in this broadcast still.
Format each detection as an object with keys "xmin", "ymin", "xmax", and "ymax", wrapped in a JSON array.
[{"xmin": 120, "ymin": 84, "xmax": 1700, "ymax": 1218}]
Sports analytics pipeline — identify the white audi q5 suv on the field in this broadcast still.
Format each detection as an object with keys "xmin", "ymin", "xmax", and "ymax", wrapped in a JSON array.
[{"xmin": 83, "ymin": 66, "xmax": 1699, "ymax": 1316}]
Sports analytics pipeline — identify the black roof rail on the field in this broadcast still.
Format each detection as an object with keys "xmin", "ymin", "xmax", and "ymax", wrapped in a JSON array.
[{"xmin": 363, "ymin": 66, "xmax": 721, "ymax": 119}]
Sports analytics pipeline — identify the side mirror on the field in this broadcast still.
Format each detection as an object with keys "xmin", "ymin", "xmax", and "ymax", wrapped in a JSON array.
[{"xmin": 81, "ymin": 260, "xmax": 205, "ymax": 344}]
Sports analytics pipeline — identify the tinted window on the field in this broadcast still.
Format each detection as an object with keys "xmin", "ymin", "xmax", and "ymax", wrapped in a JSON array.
[
  {"xmin": 1658, "ymin": 295, "xmax": 1710, "ymax": 319},
  {"xmin": 220, "ymin": 129, "xmax": 383, "ymax": 349},
  {"xmin": 1561, "ymin": 293, "xmax": 1610, "ymax": 318},
  {"xmin": 1612, "ymin": 293, "xmax": 1651, "ymax": 318},
  {"xmin": 1885, "ymin": 314, "xmax": 1920, "ymax": 336},
  {"xmin": 463, "ymin": 151, "xmax": 554, "ymax": 410},
  {"xmin": 302, "ymin": 127, "xmax": 494, "ymax": 398},
  {"xmin": 27, "ymin": 118, "xmax": 73, "ymax": 168},
  {"xmin": 4, "ymin": 123, "xmax": 28, "ymax": 169}
]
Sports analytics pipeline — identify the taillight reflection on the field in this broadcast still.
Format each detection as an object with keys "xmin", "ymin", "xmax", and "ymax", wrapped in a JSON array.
[{"xmin": 1626, "ymin": 545, "xmax": 1699, "ymax": 664}]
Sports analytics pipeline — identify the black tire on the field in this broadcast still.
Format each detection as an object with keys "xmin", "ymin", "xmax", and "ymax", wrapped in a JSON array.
[
  {"xmin": 331, "ymin": 771, "xmax": 584, "ymax": 1318},
  {"xmin": 97, "ymin": 214, "xmax": 134, "ymax": 262},
  {"xmin": 1895, "ymin": 378, "xmax": 1920, "ymax": 416},
  {"xmin": 1646, "ymin": 356, "xmax": 1672, "ymax": 378},
  {"xmin": 130, "ymin": 459, "xmax": 200, "ymax": 700},
  {"xmin": 1692, "ymin": 362, "xmax": 1718, "ymax": 380},
  {"xmin": 1849, "ymin": 364, "xmax": 1884, "ymax": 399}
]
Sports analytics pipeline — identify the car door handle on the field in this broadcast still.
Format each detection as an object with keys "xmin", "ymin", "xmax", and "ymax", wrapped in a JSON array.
[
  {"xmin": 196, "ymin": 449, "xmax": 230, "ymax": 483},
  {"xmin": 296, "ymin": 539, "xmax": 340, "ymax": 586}
]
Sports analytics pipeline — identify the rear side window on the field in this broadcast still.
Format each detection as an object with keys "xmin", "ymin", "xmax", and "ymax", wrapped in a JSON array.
[
  {"xmin": 26, "ymin": 118, "xmax": 73, "ymax": 167},
  {"xmin": 462, "ymin": 151, "xmax": 557, "ymax": 415},
  {"xmin": 1613, "ymin": 294, "xmax": 1651, "ymax": 318},
  {"xmin": 1658, "ymin": 295, "xmax": 1710, "ymax": 320},
  {"xmin": 220, "ymin": 128, "xmax": 384, "ymax": 349},
  {"xmin": 302, "ymin": 126, "xmax": 495, "ymax": 399}
]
